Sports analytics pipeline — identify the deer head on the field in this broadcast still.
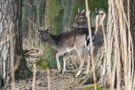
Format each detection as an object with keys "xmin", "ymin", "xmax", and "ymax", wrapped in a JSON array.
[
  {"xmin": 38, "ymin": 27, "xmax": 51, "ymax": 42},
  {"xmin": 73, "ymin": 10, "xmax": 87, "ymax": 28}
]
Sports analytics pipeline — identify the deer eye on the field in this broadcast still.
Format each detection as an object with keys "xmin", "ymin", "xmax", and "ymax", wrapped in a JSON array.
[
  {"xmin": 80, "ymin": 17, "xmax": 84, "ymax": 19},
  {"xmin": 44, "ymin": 33, "xmax": 48, "ymax": 37}
]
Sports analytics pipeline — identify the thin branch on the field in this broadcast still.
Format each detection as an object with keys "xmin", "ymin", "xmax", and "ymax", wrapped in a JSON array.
[{"xmin": 85, "ymin": 0, "xmax": 97, "ymax": 90}]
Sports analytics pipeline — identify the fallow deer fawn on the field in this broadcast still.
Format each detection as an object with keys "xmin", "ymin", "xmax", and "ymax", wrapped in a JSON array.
[{"xmin": 38, "ymin": 27, "xmax": 95, "ymax": 77}]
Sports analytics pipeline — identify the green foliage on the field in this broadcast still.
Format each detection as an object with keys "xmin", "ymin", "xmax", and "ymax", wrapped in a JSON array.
[
  {"xmin": 37, "ymin": 47, "xmax": 56, "ymax": 69},
  {"xmin": 36, "ymin": 57, "xmax": 49, "ymax": 70},
  {"xmin": 43, "ymin": 46, "xmax": 57, "ymax": 69},
  {"xmin": 89, "ymin": 0, "xmax": 108, "ymax": 14},
  {"xmin": 36, "ymin": 44, "xmax": 63, "ymax": 69}
]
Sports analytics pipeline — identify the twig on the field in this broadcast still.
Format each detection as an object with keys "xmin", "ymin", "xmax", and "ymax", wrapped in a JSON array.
[
  {"xmin": 47, "ymin": 68, "xmax": 51, "ymax": 90},
  {"xmin": 32, "ymin": 64, "xmax": 37, "ymax": 90},
  {"xmin": 85, "ymin": 0, "xmax": 97, "ymax": 90},
  {"xmin": 9, "ymin": 22, "xmax": 16, "ymax": 90}
]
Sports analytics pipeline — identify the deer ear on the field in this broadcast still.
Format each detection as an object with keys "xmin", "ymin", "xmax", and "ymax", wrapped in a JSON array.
[
  {"xmin": 99, "ymin": 10, "xmax": 104, "ymax": 15},
  {"xmin": 38, "ymin": 29, "xmax": 41, "ymax": 32},
  {"xmin": 46, "ymin": 28, "xmax": 51, "ymax": 32},
  {"xmin": 38, "ymin": 27, "xmax": 45, "ymax": 32},
  {"xmin": 81, "ymin": 9, "xmax": 85, "ymax": 13},
  {"xmin": 78, "ymin": 8, "xmax": 80, "ymax": 13}
]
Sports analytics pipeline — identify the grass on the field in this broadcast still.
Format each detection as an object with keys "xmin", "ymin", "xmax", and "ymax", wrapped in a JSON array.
[
  {"xmin": 83, "ymin": 85, "xmax": 104, "ymax": 90},
  {"xmin": 36, "ymin": 57, "xmax": 49, "ymax": 70}
]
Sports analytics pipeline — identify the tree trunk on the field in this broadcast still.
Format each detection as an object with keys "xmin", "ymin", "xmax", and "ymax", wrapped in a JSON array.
[
  {"xmin": 0, "ymin": 0, "xmax": 31, "ymax": 89},
  {"xmin": 0, "ymin": 0, "xmax": 11, "ymax": 88},
  {"xmin": 131, "ymin": 0, "xmax": 135, "ymax": 56},
  {"xmin": 14, "ymin": 0, "xmax": 32, "ymax": 80}
]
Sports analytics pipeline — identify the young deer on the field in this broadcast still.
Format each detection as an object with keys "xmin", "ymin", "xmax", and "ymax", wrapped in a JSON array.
[{"xmin": 38, "ymin": 27, "xmax": 95, "ymax": 77}]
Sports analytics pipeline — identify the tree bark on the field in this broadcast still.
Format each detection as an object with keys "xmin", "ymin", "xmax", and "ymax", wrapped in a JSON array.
[
  {"xmin": 131, "ymin": 0, "xmax": 135, "ymax": 56},
  {"xmin": 0, "ymin": 0, "xmax": 13, "ymax": 89},
  {"xmin": 14, "ymin": 0, "xmax": 32, "ymax": 80},
  {"xmin": 0, "ymin": 0, "xmax": 31, "ymax": 89}
]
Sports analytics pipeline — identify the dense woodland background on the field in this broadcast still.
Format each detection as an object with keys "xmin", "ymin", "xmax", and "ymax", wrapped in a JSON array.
[{"xmin": 0, "ymin": 0, "xmax": 135, "ymax": 90}]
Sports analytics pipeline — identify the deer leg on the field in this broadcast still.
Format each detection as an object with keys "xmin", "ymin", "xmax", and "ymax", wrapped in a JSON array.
[
  {"xmin": 75, "ymin": 48, "xmax": 85, "ymax": 77},
  {"xmin": 85, "ymin": 47, "xmax": 90, "ymax": 74},
  {"xmin": 56, "ymin": 52, "xmax": 62, "ymax": 73},
  {"xmin": 62, "ymin": 57, "xmax": 66, "ymax": 74},
  {"xmin": 86, "ymin": 54, "xmax": 90, "ymax": 74},
  {"xmin": 75, "ymin": 59, "xmax": 84, "ymax": 77}
]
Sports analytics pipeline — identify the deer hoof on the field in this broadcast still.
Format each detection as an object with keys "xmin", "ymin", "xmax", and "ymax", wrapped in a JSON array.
[
  {"xmin": 58, "ymin": 69, "xmax": 62, "ymax": 74},
  {"xmin": 62, "ymin": 71, "xmax": 65, "ymax": 75},
  {"xmin": 85, "ymin": 71, "xmax": 89, "ymax": 75},
  {"xmin": 75, "ymin": 73, "xmax": 80, "ymax": 78}
]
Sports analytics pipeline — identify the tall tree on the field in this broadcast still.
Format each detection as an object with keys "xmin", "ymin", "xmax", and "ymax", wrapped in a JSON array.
[{"xmin": 0, "ymin": 0, "xmax": 31, "ymax": 89}]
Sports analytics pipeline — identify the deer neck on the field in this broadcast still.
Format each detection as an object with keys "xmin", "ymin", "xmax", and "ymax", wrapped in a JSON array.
[{"xmin": 47, "ymin": 34, "xmax": 59, "ymax": 50}]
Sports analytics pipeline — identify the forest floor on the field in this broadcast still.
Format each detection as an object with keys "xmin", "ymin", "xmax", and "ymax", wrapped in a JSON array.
[{"xmin": 7, "ymin": 54, "xmax": 92, "ymax": 90}]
